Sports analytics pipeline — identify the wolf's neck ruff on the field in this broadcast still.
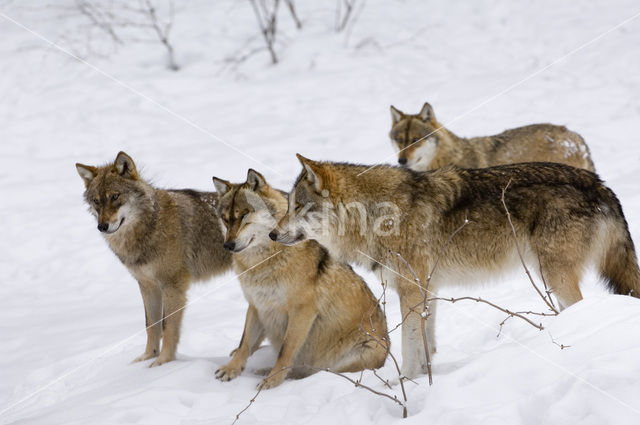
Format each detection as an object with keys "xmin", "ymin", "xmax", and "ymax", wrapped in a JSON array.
[{"xmin": 105, "ymin": 191, "xmax": 159, "ymax": 267}]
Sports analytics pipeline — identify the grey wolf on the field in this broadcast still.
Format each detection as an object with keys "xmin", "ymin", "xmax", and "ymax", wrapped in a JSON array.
[
  {"xmin": 212, "ymin": 169, "xmax": 388, "ymax": 389},
  {"xmin": 390, "ymin": 102, "xmax": 595, "ymax": 171},
  {"xmin": 75, "ymin": 152, "xmax": 232, "ymax": 366},
  {"xmin": 271, "ymin": 155, "xmax": 639, "ymax": 378}
]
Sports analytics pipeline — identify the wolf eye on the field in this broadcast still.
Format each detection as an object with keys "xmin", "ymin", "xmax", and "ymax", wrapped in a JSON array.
[
  {"xmin": 111, "ymin": 193, "xmax": 120, "ymax": 202},
  {"xmin": 92, "ymin": 198, "xmax": 99, "ymax": 205}
]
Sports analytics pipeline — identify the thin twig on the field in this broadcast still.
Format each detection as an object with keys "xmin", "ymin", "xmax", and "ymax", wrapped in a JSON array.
[
  {"xmin": 388, "ymin": 217, "xmax": 470, "ymax": 386},
  {"xmin": 319, "ymin": 367, "xmax": 407, "ymax": 416},
  {"xmin": 429, "ymin": 296, "xmax": 544, "ymax": 330},
  {"xmin": 502, "ymin": 180, "xmax": 559, "ymax": 314},
  {"xmin": 538, "ymin": 256, "xmax": 558, "ymax": 310},
  {"xmin": 372, "ymin": 369, "xmax": 393, "ymax": 390},
  {"xmin": 232, "ymin": 385, "xmax": 265, "ymax": 425},
  {"xmin": 358, "ymin": 280, "xmax": 409, "ymax": 417},
  {"xmin": 284, "ymin": 0, "xmax": 301, "ymax": 29},
  {"xmin": 249, "ymin": 0, "xmax": 280, "ymax": 64},
  {"xmin": 549, "ymin": 332, "xmax": 571, "ymax": 350}
]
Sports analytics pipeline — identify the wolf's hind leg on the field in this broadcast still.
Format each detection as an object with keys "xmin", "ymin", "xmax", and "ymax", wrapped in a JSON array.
[
  {"xmin": 332, "ymin": 335, "xmax": 388, "ymax": 374},
  {"xmin": 150, "ymin": 280, "xmax": 188, "ymax": 367},
  {"xmin": 133, "ymin": 280, "xmax": 162, "ymax": 363},
  {"xmin": 538, "ymin": 256, "xmax": 583, "ymax": 311}
]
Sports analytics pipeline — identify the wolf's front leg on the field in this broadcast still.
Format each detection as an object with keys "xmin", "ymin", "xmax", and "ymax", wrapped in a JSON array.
[
  {"xmin": 216, "ymin": 305, "xmax": 265, "ymax": 382},
  {"xmin": 133, "ymin": 280, "xmax": 162, "ymax": 363},
  {"xmin": 399, "ymin": 285, "xmax": 430, "ymax": 379},
  {"xmin": 258, "ymin": 307, "xmax": 316, "ymax": 390},
  {"xmin": 150, "ymin": 281, "xmax": 187, "ymax": 367}
]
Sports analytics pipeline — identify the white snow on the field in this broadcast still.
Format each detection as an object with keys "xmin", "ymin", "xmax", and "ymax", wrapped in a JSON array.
[{"xmin": 2, "ymin": 0, "xmax": 640, "ymax": 424}]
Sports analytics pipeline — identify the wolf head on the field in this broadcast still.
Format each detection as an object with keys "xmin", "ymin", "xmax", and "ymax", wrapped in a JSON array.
[
  {"xmin": 212, "ymin": 169, "xmax": 284, "ymax": 253},
  {"xmin": 389, "ymin": 102, "xmax": 440, "ymax": 170},
  {"xmin": 270, "ymin": 154, "xmax": 344, "ymax": 247},
  {"xmin": 76, "ymin": 151, "xmax": 151, "ymax": 235}
]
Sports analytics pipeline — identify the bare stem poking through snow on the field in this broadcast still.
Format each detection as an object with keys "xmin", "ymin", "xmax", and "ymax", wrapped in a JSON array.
[{"xmin": 501, "ymin": 179, "xmax": 559, "ymax": 314}]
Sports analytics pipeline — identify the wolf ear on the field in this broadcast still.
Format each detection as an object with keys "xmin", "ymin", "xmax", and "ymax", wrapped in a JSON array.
[
  {"xmin": 212, "ymin": 177, "xmax": 232, "ymax": 196},
  {"xmin": 114, "ymin": 151, "xmax": 138, "ymax": 179},
  {"xmin": 390, "ymin": 105, "xmax": 403, "ymax": 124},
  {"xmin": 418, "ymin": 102, "xmax": 435, "ymax": 122},
  {"xmin": 296, "ymin": 154, "xmax": 326, "ymax": 193},
  {"xmin": 246, "ymin": 169, "xmax": 267, "ymax": 191},
  {"xmin": 76, "ymin": 163, "xmax": 97, "ymax": 187}
]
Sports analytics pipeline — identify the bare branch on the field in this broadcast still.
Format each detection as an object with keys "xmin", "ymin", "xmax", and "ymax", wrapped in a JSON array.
[
  {"xmin": 69, "ymin": 0, "xmax": 179, "ymax": 70},
  {"xmin": 389, "ymin": 218, "xmax": 471, "ymax": 386},
  {"xmin": 284, "ymin": 0, "xmax": 302, "ymax": 29},
  {"xmin": 549, "ymin": 332, "xmax": 571, "ymax": 350},
  {"xmin": 501, "ymin": 180, "xmax": 559, "ymax": 314},
  {"xmin": 335, "ymin": 0, "xmax": 356, "ymax": 32},
  {"xmin": 429, "ymin": 296, "xmax": 544, "ymax": 330},
  {"xmin": 249, "ymin": 0, "xmax": 280, "ymax": 64},
  {"xmin": 317, "ymin": 366, "xmax": 407, "ymax": 415},
  {"xmin": 141, "ymin": 0, "xmax": 179, "ymax": 70}
]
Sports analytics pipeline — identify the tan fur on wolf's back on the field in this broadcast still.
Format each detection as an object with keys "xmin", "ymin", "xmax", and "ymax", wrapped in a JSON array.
[
  {"xmin": 212, "ymin": 169, "xmax": 388, "ymax": 390},
  {"xmin": 390, "ymin": 102, "xmax": 595, "ymax": 172},
  {"xmin": 75, "ymin": 152, "xmax": 232, "ymax": 367}
]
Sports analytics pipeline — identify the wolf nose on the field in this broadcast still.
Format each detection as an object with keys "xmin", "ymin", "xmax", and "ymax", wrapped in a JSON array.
[
  {"xmin": 97, "ymin": 222, "xmax": 109, "ymax": 232},
  {"xmin": 398, "ymin": 157, "xmax": 407, "ymax": 165},
  {"xmin": 268, "ymin": 231, "xmax": 278, "ymax": 241},
  {"xmin": 223, "ymin": 241, "xmax": 236, "ymax": 251}
]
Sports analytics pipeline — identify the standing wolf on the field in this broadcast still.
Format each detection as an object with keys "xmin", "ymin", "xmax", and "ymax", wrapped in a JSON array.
[
  {"xmin": 212, "ymin": 169, "xmax": 388, "ymax": 389},
  {"xmin": 390, "ymin": 102, "xmax": 595, "ymax": 172},
  {"xmin": 75, "ymin": 152, "xmax": 232, "ymax": 366},
  {"xmin": 271, "ymin": 155, "xmax": 640, "ymax": 378}
]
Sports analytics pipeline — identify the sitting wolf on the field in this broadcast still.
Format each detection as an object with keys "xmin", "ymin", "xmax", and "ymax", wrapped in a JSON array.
[{"xmin": 213, "ymin": 169, "xmax": 388, "ymax": 389}]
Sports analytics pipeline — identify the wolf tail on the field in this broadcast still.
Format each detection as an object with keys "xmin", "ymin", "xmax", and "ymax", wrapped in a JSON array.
[{"xmin": 598, "ymin": 216, "xmax": 640, "ymax": 298}]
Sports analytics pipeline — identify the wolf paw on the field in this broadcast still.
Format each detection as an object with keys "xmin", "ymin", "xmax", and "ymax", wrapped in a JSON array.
[
  {"xmin": 257, "ymin": 373, "xmax": 284, "ymax": 390},
  {"xmin": 254, "ymin": 367, "xmax": 272, "ymax": 376},
  {"xmin": 149, "ymin": 354, "xmax": 174, "ymax": 368},
  {"xmin": 132, "ymin": 351, "xmax": 158, "ymax": 363},
  {"xmin": 215, "ymin": 364, "xmax": 244, "ymax": 381}
]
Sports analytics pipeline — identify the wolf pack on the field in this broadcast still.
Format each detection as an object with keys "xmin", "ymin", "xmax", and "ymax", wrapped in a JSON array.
[{"xmin": 76, "ymin": 103, "xmax": 640, "ymax": 390}]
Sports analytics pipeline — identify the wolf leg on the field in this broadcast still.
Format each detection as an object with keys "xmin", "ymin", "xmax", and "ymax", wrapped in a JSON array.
[
  {"xmin": 538, "ymin": 256, "xmax": 583, "ymax": 311},
  {"xmin": 216, "ymin": 305, "xmax": 264, "ymax": 381},
  {"xmin": 133, "ymin": 280, "xmax": 162, "ymax": 363},
  {"xmin": 150, "ymin": 281, "xmax": 188, "ymax": 367},
  {"xmin": 258, "ymin": 307, "xmax": 316, "ymax": 390},
  {"xmin": 398, "ymin": 284, "xmax": 429, "ymax": 378}
]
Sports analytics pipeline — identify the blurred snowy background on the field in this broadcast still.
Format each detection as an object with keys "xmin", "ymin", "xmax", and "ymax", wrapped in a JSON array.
[{"xmin": 1, "ymin": 1, "xmax": 640, "ymax": 424}]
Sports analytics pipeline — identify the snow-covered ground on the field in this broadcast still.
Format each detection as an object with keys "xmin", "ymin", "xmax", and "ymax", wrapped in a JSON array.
[{"xmin": 2, "ymin": 1, "xmax": 640, "ymax": 424}]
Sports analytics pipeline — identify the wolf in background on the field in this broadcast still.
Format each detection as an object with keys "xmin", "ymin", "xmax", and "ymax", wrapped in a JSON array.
[
  {"xmin": 271, "ymin": 154, "xmax": 640, "ymax": 378},
  {"xmin": 389, "ymin": 102, "xmax": 595, "ymax": 172},
  {"xmin": 212, "ymin": 169, "xmax": 388, "ymax": 389},
  {"xmin": 76, "ymin": 152, "xmax": 232, "ymax": 366}
]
